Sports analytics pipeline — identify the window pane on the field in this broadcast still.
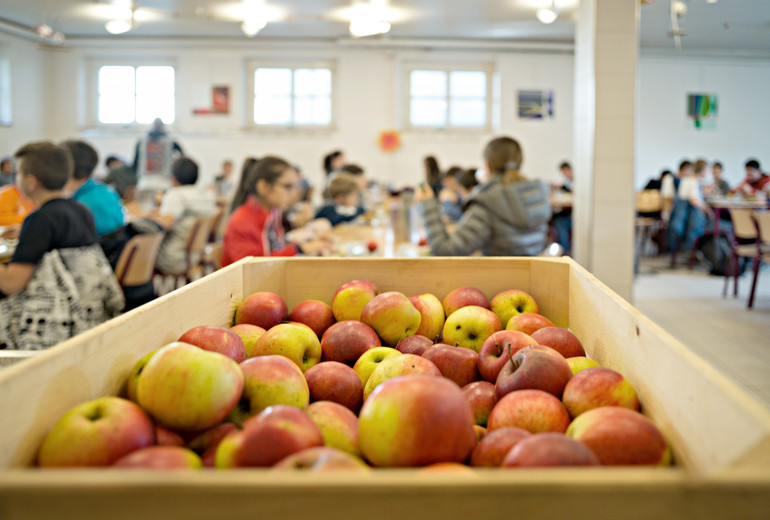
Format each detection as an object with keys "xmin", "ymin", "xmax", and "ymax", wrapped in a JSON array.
[
  {"xmin": 294, "ymin": 97, "xmax": 331, "ymax": 125},
  {"xmin": 294, "ymin": 68, "xmax": 331, "ymax": 97},
  {"xmin": 410, "ymin": 99, "xmax": 446, "ymax": 126},
  {"xmin": 98, "ymin": 66, "xmax": 134, "ymax": 96},
  {"xmin": 98, "ymin": 66, "xmax": 135, "ymax": 124},
  {"xmin": 254, "ymin": 68, "xmax": 292, "ymax": 96},
  {"xmin": 450, "ymin": 71, "xmax": 486, "ymax": 98},
  {"xmin": 136, "ymin": 66, "xmax": 175, "ymax": 124},
  {"xmin": 99, "ymin": 94, "xmax": 135, "ymax": 124},
  {"xmin": 255, "ymin": 95, "xmax": 291, "ymax": 124},
  {"xmin": 410, "ymin": 70, "xmax": 446, "ymax": 98},
  {"xmin": 449, "ymin": 99, "xmax": 486, "ymax": 126}
]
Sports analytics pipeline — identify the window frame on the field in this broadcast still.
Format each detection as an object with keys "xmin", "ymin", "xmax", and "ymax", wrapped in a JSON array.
[
  {"xmin": 0, "ymin": 48, "xmax": 11, "ymax": 127},
  {"xmin": 245, "ymin": 60, "xmax": 337, "ymax": 131},
  {"xmin": 86, "ymin": 57, "xmax": 178, "ymax": 129},
  {"xmin": 403, "ymin": 62, "xmax": 494, "ymax": 132}
]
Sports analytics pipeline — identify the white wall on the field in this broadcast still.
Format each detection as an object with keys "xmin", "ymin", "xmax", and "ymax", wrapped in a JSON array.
[
  {"xmin": 10, "ymin": 38, "xmax": 576, "ymax": 201},
  {"xmin": 0, "ymin": 33, "xmax": 48, "ymax": 155},
  {"xmin": 636, "ymin": 56, "xmax": 770, "ymax": 189},
  {"xmin": 3, "ymin": 34, "xmax": 769, "ymax": 197}
]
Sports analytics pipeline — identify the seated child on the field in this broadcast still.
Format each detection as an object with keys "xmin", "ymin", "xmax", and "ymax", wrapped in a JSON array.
[
  {"xmin": 0, "ymin": 141, "xmax": 124, "ymax": 350},
  {"xmin": 314, "ymin": 172, "xmax": 365, "ymax": 227}
]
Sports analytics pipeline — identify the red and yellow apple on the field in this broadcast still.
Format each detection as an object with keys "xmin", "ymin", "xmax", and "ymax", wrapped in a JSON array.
[
  {"xmin": 331, "ymin": 279, "xmax": 379, "ymax": 322},
  {"xmin": 252, "ymin": 322, "xmax": 322, "ymax": 372},
  {"xmin": 363, "ymin": 353, "xmax": 441, "ymax": 399},
  {"xmin": 478, "ymin": 330, "xmax": 538, "ymax": 383},
  {"xmin": 562, "ymin": 367, "xmax": 639, "ymax": 418},
  {"xmin": 408, "ymin": 292, "xmax": 445, "ymax": 342},
  {"xmin": 360, "ymin": 291, "xmax": 421, "ymax": 347},
  {"xmin": 423, "ymin": 344, "xmax": 480, "ymax": 388},
  {"xmin": 234, "ymin": 291, "xmax": 288, "ymax": 330},
  {"xmin": 442, "ymin": 287, "xmax": 489, "ymax": 317},
  {"xmin": 487, "ymin": 389, "xmax": 571, "ymax": 434},
  {"xmin": 530, "ymin": 326, "xmax": 586, "ymax": 358},
  {"xmin": 178, "ymin": 325, "xmax": 247, "ymax": 363},
  {"xmin": 305, "ymin": 400, "xmax": 360, "ymax": 456},
  {"xmin": 352, "ymin": 346, "xmax": 402, "ymax": 387},
  {"xmin": 112, "ymin": 446, "xmax": 203, "ymax": 470},
  {"xmin": 470, "ymin": 426, "xmax": 531, "ymax": 467},
  {"xmin": 502, "ymin": 433, "xmax": 601, "ymax": 467},
  {"xmin": 289, "ymin": 299, "xmax": 336, "ymax": 338},
  {"xmin": 304, "ymin": 361, "xmax": 364, "ymax": 413},
  {"xmin": 320, "ymin": 320, "xmax": 380, "ymax": 365}
]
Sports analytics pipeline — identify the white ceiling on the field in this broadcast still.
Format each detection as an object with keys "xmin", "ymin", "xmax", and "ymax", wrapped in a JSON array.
[{"xmin": 0, "ymin": 0, "xmax": 768, "ymax": 55}]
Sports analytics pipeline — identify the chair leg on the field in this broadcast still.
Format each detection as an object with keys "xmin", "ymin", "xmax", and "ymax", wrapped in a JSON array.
[
  {"xmin": 723, "ymin": 253, "xmax": 733, "ymax": 297},
  {"xmin": 747, "ymin": 258, "xmax": 762, "ymax": 309},
  {"xmin": 734, "ymin": 256, "xmax": 740, "ymax": 297}
]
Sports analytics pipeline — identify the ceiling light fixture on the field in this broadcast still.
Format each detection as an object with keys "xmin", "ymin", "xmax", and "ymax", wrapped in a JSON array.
[
  {"xmin": 105, "ymin": 3, "xmax": 134, "ymax": 35},
  {"xmin": 536, "ymin": 1, "xmax": 559, "ymax": 24},
  {"xmin": 241, "ymin": 0, "xmax": 268, "ymax": 37},
  {"xmin": 349, "ymin": 0, "xmax": 391, "ymax": 38}
]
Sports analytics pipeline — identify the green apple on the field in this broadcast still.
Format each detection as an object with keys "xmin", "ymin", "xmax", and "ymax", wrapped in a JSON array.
[
  {"xmin": 441, "ymin": 305, "xmax": 502, "ymax": 352},
  {"xmin": 490, "ymin": 289, "xmax": 540, "ymax": 328},
  {"xmin": 567, "ymin": 356, "xmax": 601, "ymax": 375},
  {"xmin": 352, "ymin": 346, "xmax": 402, "ymax": 386},
  {"xmin": 125, "ymin": 349, "xmax": 159, "ymax": 403},
  {"xmin": 252, "ymin": 322, "xmax": 322, "ymax": 372}
]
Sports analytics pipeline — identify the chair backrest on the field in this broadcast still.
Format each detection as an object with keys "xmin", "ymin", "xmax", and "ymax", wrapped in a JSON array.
[
  {"xmin": 208, "ymin": 207, "xmax": 226, "ymax": 243},
  {"xmin": 185, "ymin": 216, "xmax": 214, "ymax": 256},
  {"xmin": 754, "ymin": 211, "xmax": 770, "ymax": 244},
  {"xmin": 636, "ymin": 190, "xmax": 663, "ymax": 213},
  {"xmin": 209, "ymin": 242, "xmax": 223, "ymax": 270},
  {"xmin": 729, "ymin": 208, "xmax": 758, "ymax": 241},
  {"xmin": 114, "ymin": 232, "xmax": 165, "ymax": 286}
]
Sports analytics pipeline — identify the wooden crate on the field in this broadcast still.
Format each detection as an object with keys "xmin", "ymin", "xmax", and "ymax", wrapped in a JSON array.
[{"xmin": 1, "ymin": 257, "xmax": 769, "ymax": 520}]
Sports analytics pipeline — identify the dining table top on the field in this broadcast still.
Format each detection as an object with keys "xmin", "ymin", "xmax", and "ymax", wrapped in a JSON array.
[{"xmin": 706, "ymin": 195, "xmax": 769, "ymax": 210}]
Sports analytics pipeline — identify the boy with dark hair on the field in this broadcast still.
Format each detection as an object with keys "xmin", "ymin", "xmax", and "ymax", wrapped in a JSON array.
[
  {"xmin": 0, "ymin": 141, "xmax": 123, "ymax": 350},
  {"xmin": 63, "ymin": 139, "xmax": 126, "ymax": 236},
  {"xmin": 731, "ymin": 159, "xmax": 769, "ymax": 196},
  {"xmin": 104, "ymin": 155, "xmax": 137, "ymax": 201},
  {"xmin": 152, "ymin": 156, "xmax": 216, "ymax": 274}
]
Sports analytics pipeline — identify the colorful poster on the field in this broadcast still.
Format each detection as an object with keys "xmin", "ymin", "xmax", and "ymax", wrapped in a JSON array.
[
  {"xmin": 687, "ymin": 93, "xmax": 717, "ymax": 130},
  {"xmin": 517, "ymin": 90, "xmax": 554, "ymax": 119},
  {"xmin": 212, "ymin": 86, "xmax": 230, "ymax": 114}
]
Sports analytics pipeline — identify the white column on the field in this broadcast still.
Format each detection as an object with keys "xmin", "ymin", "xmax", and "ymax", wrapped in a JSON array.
[{"xmin": 572, "ymin": 0, "xmax": 639, "ymax": 301}]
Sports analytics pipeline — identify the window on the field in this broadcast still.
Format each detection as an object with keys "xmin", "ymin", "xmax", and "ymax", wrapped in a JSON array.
[
  {"xmin": 96, "ymin": 65, "xmax": 175, "ymax": 125},
  {"xmin": 249, "ymin": 65, "xmax": 333, "ymax": 127},
  {"xmin": 0, "ymin": 53, "xmax": 10, "ymax": 126},
  {"xmin": 407, "ymin": 66, "xmax": 491, "ymax": 130}
]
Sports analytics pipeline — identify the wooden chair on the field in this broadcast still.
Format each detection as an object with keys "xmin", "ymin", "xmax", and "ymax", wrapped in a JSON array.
[
  {"xmin": 723, "ymin": 208, "xmax": 759, "ymax": 301},
  {"xmin": 113, "ymin": 232, "xmax": 165, "ymax": 311},
  {"xmin": 208, "ymin": 206, "xmax": 228, "ymax": 243},
  {"xmin": 635, "ymin": 190, "xmax": 663, "ymax": 273},
  {"xmin": 203, "ymin": 242, "xmax": 224, "ymax": 273},
  {"xmin": 114, "ymin": 232, "xmax": 165, "ymax": 287},
  {"xmin": 154, "ymin": 216, "xmax": 214, "ymax": 295},
  {"xmin": 745, "ymin": 211, "xmax": 770, "ymax": 308}
]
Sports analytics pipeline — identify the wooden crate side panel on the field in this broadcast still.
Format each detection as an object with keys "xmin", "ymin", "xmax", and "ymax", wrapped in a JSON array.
[
  {"xmin": 240, "ymin": 259, "xmax": 288, "ymax": 306},
  {"xmin": 567, "ymin": 263, "xmax": 770, "ymax": 474},
  {"xmin": 1, "ymin": 469, "xmax": 769, "ymax": 520},
  {"xmin": 0, "ymin": 265, "xmax": 245, "ymax": 469},
  {"xmin": 528, "ymin": 258, "xmax": 570, "ymax": 328}
]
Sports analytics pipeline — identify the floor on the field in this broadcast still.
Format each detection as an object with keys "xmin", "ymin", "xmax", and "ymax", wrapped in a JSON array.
[{"xmin": 633, "ymin": 254, "xmax": 770, "ymax": 410}]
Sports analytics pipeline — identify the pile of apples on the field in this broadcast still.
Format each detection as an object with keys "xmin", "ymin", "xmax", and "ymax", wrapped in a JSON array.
[{"xmin": 35, "ymin": 280, "xmax": 671, "ymax": 471}]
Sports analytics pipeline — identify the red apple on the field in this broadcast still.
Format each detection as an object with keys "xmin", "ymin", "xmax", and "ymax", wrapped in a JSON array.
[
  {"xmin": 441, "ymin": 305, "xmax": 502, "ymax": 353},
  {"xmin": 137, "ymin": 342, "xmax": 244, "ymax": 432},
  {"xmin": 229, "ymin": 324, "xmax": 267, "ymax": 359},
  {"xmin": 320, "ymin": 320, "xmax": 381, "ymax": 365},
  {"xmin": 495, "ymin": 345, "xmax": 572, "ymax": 400},
  {"xmin": 470, "ymin": 426, "xmax": 531, "ymax": 467},
  {"xmin": 396, "ymin": 335, "xmax": 434, "ymax": 356},
  {"xmin": 562, "ymin": 367, "xmax": 640, "ymax": 418},
  {"xmin": 178, "ymin": 325, "xmax": 247, "ymax": 363},
  {"xmin": 37, "ymin": 397, "xmax": 155, "ymax": 467},
  {"xmin": 155, "ymin": 425, "xmax": 185, "ymax": 447},
  {"xmin": 423, "ymin": 344, "xmax": 480, "ymax": 388},
  {"xmin": 490, "ymin": 289, "xmax": 539, "ymax": 328},
  {"xmin": 215, "ymin": 405, "xmax": 324, "ymax": 468},
  {"xmin": 487, "ymin": 389, "xmax": 571, "ymax": 434},
  {"xmin": 361, "ymin": 291, "xmax": 422, "ymax": 347},
  {"xmin": 363, "ymin": 353, "xmax": 441, "ymax": 399},
  {"xmin": 272, "ymin": 447, "xmax": 369, "ymax": 471},
  {"xmin": 367, "ymin": 240, "xmax": 378, "ymax": 253},
  {"xmin": 230, "ymin": 355, "xmax": 309, "ymax": 425},
  {"xmin": 331, "ymin": 279, "xmax": 380, "ymax": 322},
  {"xmin": 502, "ymin": 433, "xmax": 601, "ymax": 467},
  {"xmin": 304, "ymin": 361, "xmax": 364, "ymax": 413},
  {"xmin": 234, "ymin": 291, "xmax": 289, "ymax": 330},
  {"xmin": 566, "ymin": 406, "xmax": 671, "ymax": 466},
  {"xmin": 408, "ymin": 292, "xmax": 445, "ymax": 342},
  {"xmin": 358, "ymin": 375, "xmax": 477, "ymax": 467},
  {"xmin": 442, "ymin": 287, "xmax": 489, "ymax": 317},
  {"xmin": 289, "ymin": 300, "xmax": 336, "ymax": 338},
  {"xmin": 505, "ymin": 312, "xmax": 555, "ymax": 335},
  {"xmin": 462, "ymin": 381, "xmax": 497, "ymax": 428},
  {"xmin": 252, "ymin": 322, "xmax": 322, "ymax": 372},
  {"xmin": 112, "ymin": 446, "xmax": 203, "ymax": 469},
  {"xmin": 478, "ymin": 330, "xmax": 538, "ymax": 383},
  {"xmin": 530, "ymin": 327, "xmax": 586, "ymax": 358},
  {"xmin": 305, "ymin": 401, "xmax": 360, "ymax": 456}
]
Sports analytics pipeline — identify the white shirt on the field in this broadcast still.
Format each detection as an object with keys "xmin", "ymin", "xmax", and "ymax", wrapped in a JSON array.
[
  {"xmin": 661, "ymin": 175, "xmax": 676, "ymax": 199},
  {"xmin": 677, "ymin": 176, "xmax": 703, "ymax": 203}
]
